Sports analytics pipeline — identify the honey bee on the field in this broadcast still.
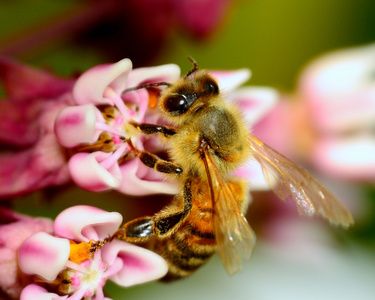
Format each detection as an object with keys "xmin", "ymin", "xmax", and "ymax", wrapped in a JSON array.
[{"xmin": 114, "ymin": 58, "xmax": 354, "ymax": 281}]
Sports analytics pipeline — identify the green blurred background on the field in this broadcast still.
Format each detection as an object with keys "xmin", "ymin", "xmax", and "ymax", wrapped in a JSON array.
[
  {"xmin": 1, "ymin": 0, "xmax": 375, "ymax": 299},
  {"xmin": 1, "ymin": 0, "xmax": 374, "ymax": 89}
]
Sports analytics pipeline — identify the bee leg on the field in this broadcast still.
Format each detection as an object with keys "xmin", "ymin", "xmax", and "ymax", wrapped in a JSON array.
[
  {"xmin": 153, "ymin": 211, "xmax": 186, "ymax": 237},
  {"xmin": 114, "ymin": 211, "xmax": 187, "ymax": 242},
  {"xmin": 153, "ymin": 178, "xmax": 193, "ymax": 237},
  {"xmin": 114, "ymin": 216, "xmax": 154, "ymax": 243},
  {"xmin": 138, "ymin": 151, "xmax": 183, "ymax": 175},
  {"xmin": 127, "ymin": 139, "xmax": 183, "ymax": 175},
  {"xmin": 115, "ymin": 180, "xmax": 193, "ymax": 241},
  {"xmin": 130, "ymin": 121, "xmax": 177, "ymax": 138}
]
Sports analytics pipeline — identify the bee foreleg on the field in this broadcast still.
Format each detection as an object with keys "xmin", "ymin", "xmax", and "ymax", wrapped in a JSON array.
[
  {"xmin": 138, "ymin": 151, "xmax": 183, "ymax": 175},
  {"xmin": 131, "ymin": 121, "xmax": 177, "ymax": 138},
  {"xmin": 126, "ymin": 138, "xmax": 183, "ymax": 175}
]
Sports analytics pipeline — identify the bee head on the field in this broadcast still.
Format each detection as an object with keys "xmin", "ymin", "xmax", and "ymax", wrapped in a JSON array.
[{"xmin": 159, "ymin": 68, "xmax": 220, "ymax": 118}]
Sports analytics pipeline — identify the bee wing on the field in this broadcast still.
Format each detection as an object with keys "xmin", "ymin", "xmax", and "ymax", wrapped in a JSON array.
[
  {"xmin": 205, "ymin": 152, "xmax": 256, "ymax": 275},
  {"xmin": 249, "ymin": 135, "xmax": 354, "ymax": 227}
]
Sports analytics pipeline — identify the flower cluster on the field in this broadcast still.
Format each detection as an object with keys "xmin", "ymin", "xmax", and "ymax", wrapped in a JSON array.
[
  {"xmin": 297, "ymin": 43, "xmax": 375, "ymax": 181},
  {"xmin": 0, "ymin": 57, "xmax": 75, "ymax": 197},
  {"xmin": 53, "ymin": 59, "xmax": 280, "ymax": 195},
  {"xmin": 54, "ymin": 58, "xmax": 182, "ymax": 196},
  {"xmin": 0, "ymin": 57, "xmax": 281, "ymax": 299},
  {"xmin": 0, "ymin": 56, "xmax": 280, "ymax": 198},
  {"xmin": 14, "ymin": 205, "xmax": 168, "ymax": 300},
  {"xmin": 256, "ymin": 43, "xmax": 375, "ymax": 182}
]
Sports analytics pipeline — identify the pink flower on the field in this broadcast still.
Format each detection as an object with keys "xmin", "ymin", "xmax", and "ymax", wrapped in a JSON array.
[
  {"xmin": 55, "ymin": 60, "xmax": 279, "ymax": 195},
  {"xmin": 0, "ymin": 57, "xmax": 75, "ymax": 197},
  {"xmin": 0, "ymin": 56, "xmax": 278, "ymax": 198},
  {"xmin": 298, "ymin": 43, "xmax": 375, "ymax": 181},
  {"xmin": 0, "ymin": 208, "xmax": 53, "ymax": 299},
  {"xmin": 253, "ymin": 44, "xmax": 375, "ymax": 182},
  {"xmin": 18, "ymin": 205, "xmax": 168, "ymax": 300},
  {"xmin": 55, "ymin": 59, "xmax": 182, "ymax": 195}
]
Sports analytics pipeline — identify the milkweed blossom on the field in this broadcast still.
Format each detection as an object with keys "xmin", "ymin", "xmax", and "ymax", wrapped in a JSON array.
[
  {"xmin": 253, "ymin": 43, "xmax": 375, "ymax": 182},
  {"xmin": 0, "ymin": 56, "xmax": 279, "ymax": 198},
  {"xmin": 0, "ymin": 208, "xmax": 54, "ymax": 298},
  {"xmin": 54, "ymin": 58, "xmax": 182, "ymax": 195},
  {"xmin": 0, "ymin": 57, "xmax": 75, "ymax": 197},
  {"xmin": 54, "ymin": 59, "xmax": 279, "ymax": 195},
  {"xmin": 297, "ymin": 43, "xmax": 375, "ymax": 181},
  {"xmin": 17, "ymin": 205, "xmax": 168, "ymax": 300}
]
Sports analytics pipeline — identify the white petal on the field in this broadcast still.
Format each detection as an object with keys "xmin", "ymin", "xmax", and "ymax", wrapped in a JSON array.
[
  {"xmin": 73, "ymin": 59, "xmax": 132, "ymax": 105},
  {"xmin": 229, "ymin": 86, "xmax": 279, "ymax": 126},
  {"xmin": 18, "ymin": 232, "xmax": 70, "ymax": 281},
  {"xmin": 101, "ymin": 240, "xmax": 168, "ymax": 287},
  {"xmin": 54, "ymin": 205, "xmax": 123, "ymax": 241},
  {"xmin": 54, "ymin": 104, "xmax": 103, "ymax": 148},
  {"xmin": 68, "ymin": 152, "xmax": 121, "ymax": 192},
  {"xmin": 210, "ymin": 69, "xmax": 251, "ymax": 93},
  {"xmin": 126, "ymin": 64, "xmax": 181, "ymax": 88}
]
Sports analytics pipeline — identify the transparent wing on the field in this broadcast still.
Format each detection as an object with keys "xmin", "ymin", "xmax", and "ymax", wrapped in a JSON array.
[
  {"xmin": 205, "ymin": 152, "xmax": 256, "ymax": 275},
  {"xmin": 249, "ymin": 135, "xmax": 354, "ymax": 227}
]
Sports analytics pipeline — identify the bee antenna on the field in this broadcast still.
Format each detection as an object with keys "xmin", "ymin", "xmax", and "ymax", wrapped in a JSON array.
[
  {"xmin": 122, "ymin": 82, "xmax": 171, "ymax": 95},
  {"xmin": 185, "ymin": 56, "xmax": 199, "ymax": 78}
]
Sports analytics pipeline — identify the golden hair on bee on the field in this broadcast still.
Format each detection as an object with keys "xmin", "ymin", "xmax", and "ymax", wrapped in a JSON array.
[{"xmin": 114, "ymin": 57, "xmax": 354, "ymax": 281}]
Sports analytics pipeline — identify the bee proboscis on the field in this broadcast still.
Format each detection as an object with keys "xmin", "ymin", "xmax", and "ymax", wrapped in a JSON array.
[{"xmin": 114, "ymin": 58, "xmax": 354, "ymax": 280}]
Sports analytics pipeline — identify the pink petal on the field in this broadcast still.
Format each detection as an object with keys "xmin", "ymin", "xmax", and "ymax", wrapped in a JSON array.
[
  {"xmin": 122, "ymin": 87, "xmax": 150, "ymax": 122},
  {"xmin": 234, "ymin": 160, "xmax": 272, "ymax": 191},
  {"xmin": 0, "ymin": 208, "xmax": 54, "ymax": 251},
  {"xmin": 312, "ymin": 135, "xmax": 375, "ymax": 181},
  {"xmin": 73, "ymin": 58, "xmax": 132, "ymax": 105},
  {"xmin": 0, "ymin": 93, "xmax": 72, "ymax": 147},
  {"xmin": 117, "ymin": 158, "xmax": 180, "ymax": 196},
  {"xmin": 101, "ymin": 240, "xmax": 168, "ymax": 287},
  {"xmin": 0, "ymin": 57, "xmax": 74, "ymax": 99},
  {"xmin": 54, "ymin": 104, "xmax": 104, "ymax": 148},
  {"xmin": 125, "ymin": 63, "xmax": 181, "ymax": 88},
  {"xmin": 229, "ymin": 86, "xmax": 279, "ymax": 126},
  {"xmin": 68, "ymin": 151, "xmax": 122, "ymax": 192},
  {"xmin": 20, "ymin": 284, "xmax": 68, "ymax": 300},
  {"xmin": 210, "ymin": 69, "xmax": 251, "ymax": 93},
  {"xmin": 0, "ymin": 134, "xmax": 69, "ymax": 197},
  {"xmin": 251, "ymin": 98, "xmax": 300, "ymax": 160},
  {"xmin": 0, "ymin": 209, "xmax": 53, "ymax": 299},
  {"xmin": 298, "ymin": 43, "xmax": 375, "ymax": 132},
  {"xmin": 53, "ymin": 205, "xmax": 122, "ymax": 241},
  {"xmin": 18, "ymin": 232, "xmax": 70, "ymax": 281},
  {"xmin": 0, "ymin": 98, "xmax": 43, "ymax": 146}
]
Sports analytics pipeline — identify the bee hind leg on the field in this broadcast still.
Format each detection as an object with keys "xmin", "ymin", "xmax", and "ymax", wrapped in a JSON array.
[
  {"xmin": 114, "ymin": 211, "xmax": 187, "ymax": 242},
  {"xmin": 152, "ymin": 178, "xmax": 193, "ymax": 237},
  {"xmin": 115, "ymin": 179, "xmax": 193, "ymax": 241},
  {"xmin": 114, "ymin": 216, "xmax": 154, "ymax": 242}
]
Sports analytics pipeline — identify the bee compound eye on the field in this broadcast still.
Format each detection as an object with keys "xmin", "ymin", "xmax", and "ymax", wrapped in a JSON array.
[
  {"xmin": 164, "ymin": 94, "xmax": 188, "ymax": 114},
  {"xmin": 204, "ymin": 79, "xmax": 219, "ymax": 95},
  {"xmin": 164, "ymin": 92, "xmax": 198, "ymax": 115}
]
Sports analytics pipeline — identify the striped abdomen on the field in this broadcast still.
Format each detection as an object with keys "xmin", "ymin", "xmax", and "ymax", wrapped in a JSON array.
[{"xmin": 150, "ymin": 187, "xmax": 216, "ymax": 281}]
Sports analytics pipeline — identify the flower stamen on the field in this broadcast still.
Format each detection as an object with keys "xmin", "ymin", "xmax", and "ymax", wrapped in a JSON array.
[{"xmin": 99, "ymin": 143, "xmax": 128, "ymax": 169}]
